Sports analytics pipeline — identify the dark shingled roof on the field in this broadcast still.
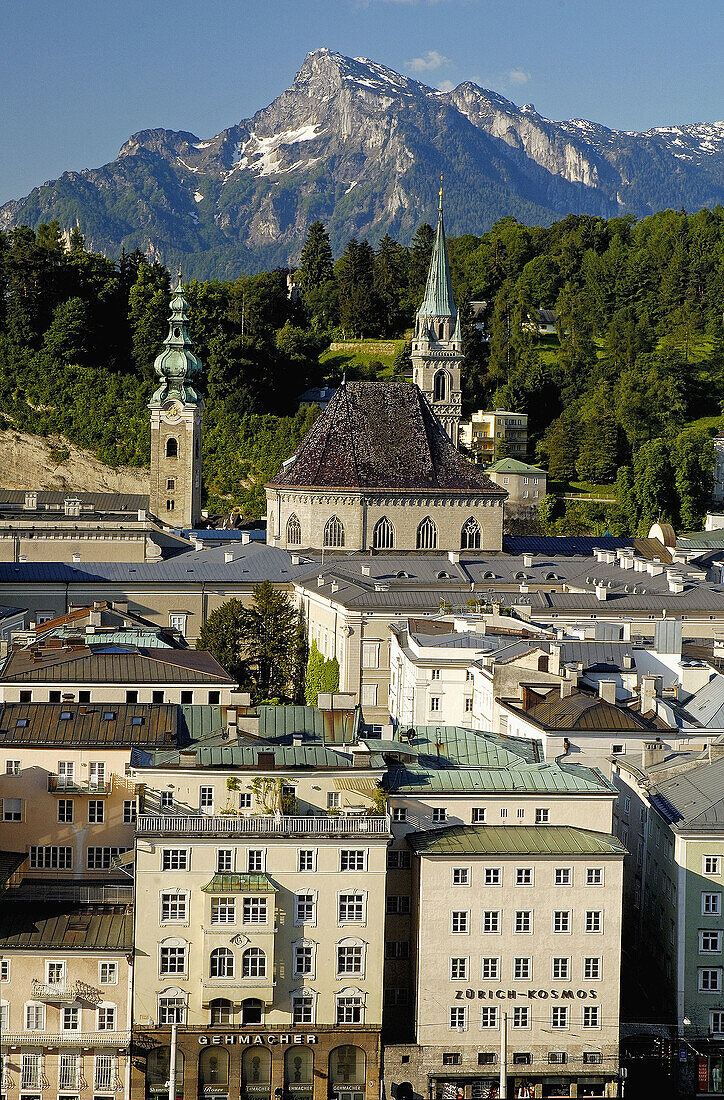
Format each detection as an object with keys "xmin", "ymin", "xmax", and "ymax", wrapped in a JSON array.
[{"xmin": 267, "ymin": 381, "xmax": 506, "ymax": 493}]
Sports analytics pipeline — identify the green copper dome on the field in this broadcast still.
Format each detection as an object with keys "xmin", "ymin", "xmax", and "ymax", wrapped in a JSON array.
[
  {"xmin": 150, "ymin": 274, "xmax": 203, "ymax": 407},
  {"xmin": 417, "ymin": 188, "xmax": 457, "ymax": 321}
]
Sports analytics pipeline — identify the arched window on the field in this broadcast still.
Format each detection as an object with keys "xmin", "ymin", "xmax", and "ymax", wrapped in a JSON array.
[
  {"xmin": 240, "ymin": 998, "xmax": 263, "ymax": 1025},
  {"xmin": 284, "ymin": 1047, "xmax": 313, "ymax": 1094},
  {"xmin": 209, "ymin": 947, "xmax": 234, "ymax": 979},
  {"xmin": 373, "ymin": 517, "xmax": 394, "ymax": 550},
  {"xmin": 286, "ymin": 513, "xmax": 302, "ymax": 546},
  {"xmin": 461, "ymin": 517, "xmax": 481, "ymax": 550},
  {"xmin": 324, "ymin": 515, "xmax": 345, "ymax": 548},
  {"xmin": 433, "ymin": 370, "xmax": 448, "ymax": 402},
  {"xmin": 242, "ymin": 947, "xmax": 266, "ymax": 979},
  {"xmin": 329, "ymin": 1046, "xmax": 366, "ymax": 1086},
  {"xmin": 146, "ymin": 1048, "xmax": 184, "ymax": 1095},
  {"xmin": 166, "ymin": 438, "xmax": 178, "ymax": 458},
  {"xmin": 416, "ymin": 517, "xmax": 438, "ymax": 550},
  {"xmin": 199, "ymin": 1049, "xmax": 229, "ymax": 1089},
  {"xmin": 242, "ymin": 1048, "xmax": 271, "ymax": 1099},
  {"xmin": 209, "ymin": 998, "xmax": 233, "ymax": 1026}
]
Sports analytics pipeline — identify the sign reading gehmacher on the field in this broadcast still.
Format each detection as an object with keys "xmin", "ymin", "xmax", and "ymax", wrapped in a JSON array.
[{"xmin": 199, "ymin": 1035, "xmax": 318, "ymax": 1045}]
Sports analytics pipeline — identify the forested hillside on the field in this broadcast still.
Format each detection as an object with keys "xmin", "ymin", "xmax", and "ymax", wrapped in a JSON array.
[{"xmin": 1, "ymin": 208, "xmax": 723, "ymax": 530}]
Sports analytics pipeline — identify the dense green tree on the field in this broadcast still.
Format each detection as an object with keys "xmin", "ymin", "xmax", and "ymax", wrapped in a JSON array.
[
  {"xmin": 42, "ymin": 297, "xmax": 90, "ymax": 365},
  {"xmin": 319, "ymin": 656, "xmax": 340, "ymax": 695},
  {"xmin": 196, "ymin": 598, "xmax": 250, "ymax": 686},
  {"xmin": 243, "ymin": 580, "xmax": 306, "ymax": 702},
  {"xmin": 305, "ymin": 640, "xmax": 325, "ymax": 707},
  {"xmin": 672, "ymin": 426, "xmax": 715, "ymax": 530},
  {"xmin": 297, "ymin": 222, "xmax": 334, "ymax": 292}
]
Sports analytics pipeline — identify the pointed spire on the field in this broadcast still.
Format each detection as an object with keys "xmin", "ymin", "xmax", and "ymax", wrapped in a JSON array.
[
  {"xmin": 417, "ymin": 180, "xmax": 456, "ymax": 321},
  {"xmin": 453, "ymin": 312, "xmax": 462, "ymax": 343},
  {"xmin": 150, "ymin": 277, "xmax": 203, "ymax": 406}
]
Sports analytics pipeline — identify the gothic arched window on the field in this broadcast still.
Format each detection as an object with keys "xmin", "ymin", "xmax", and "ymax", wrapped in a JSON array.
[
  {"xmin": 324, "ymin": 516, "xmax": 345, "ymax": 548},
  {"xmin": 166, "ymin": 438, "xmax": 178, "ymax": 458},
  {"xmin": 433, "ymin": 370, "xmax": 448, "ymax": 402},
  {"xmin": 416, "ymin": 516, "xmax": 438, "ymax": 550},
  {"xmin": 461, "ymin": 517, "xmax": 481, "ymax": 550},
  {"xmin": 372, "ymin": 517, "xmax": 394, "ymax": 550},
  {"xmin": 286, "ymin": 514, "xmax": 302, "ymax": 546}
]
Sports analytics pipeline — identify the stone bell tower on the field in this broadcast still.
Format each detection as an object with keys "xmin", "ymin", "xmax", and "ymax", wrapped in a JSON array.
[
  {"xmin": 148, "ymin": 274, "xmax": 204, "ymax": 528},
  {"xmin": 411, "ymin": 185, "xmax": 463, "ymax": 447}
]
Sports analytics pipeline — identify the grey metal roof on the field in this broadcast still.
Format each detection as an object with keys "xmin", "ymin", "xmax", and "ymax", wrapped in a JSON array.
[
  {"xmin": 409, "ymin": 631, "xmax": 491, "ymax": 649},
  {"xmin": 0, "ymin": 702, "xmax": 182, "ymax": 746},
  {"xmin": 652, "ymin": 757, "xmax": 724, "ymax": 828},
  {"xmin": 678, "ymin": 674, "xmax": 724, "ymax": 728},
  {"xmin": 0, "ymin": 904, "xmax": 133, "ymax": 950},
  {"xmin": 559, "ymin": 640, "xmax": 637, "ymax": 672},
  {"xmin": 409, "ymin": 824, "xmax": 626, "ymax": 857},
  {"xmin": 503, "ymin": 536, "xmax": 635, "ymax": 555},
  {"xmin": 418, "ymin": 195, "xmax": 456, "ymax": 319},
  {"xmin": 398, "ymin": 725, "xmax": 540, "ymax": 767}
]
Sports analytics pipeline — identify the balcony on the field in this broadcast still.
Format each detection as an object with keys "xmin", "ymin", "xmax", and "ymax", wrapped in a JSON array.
[
  {"xmin": 136, "ymin": 814, "xmax": 391, "ymax": 837},
  {"xmin": 5, "ymin": 1030, "xmax": 130, "ymax": 1047},
  {"xmin": 48, "ymin": 775, "xmax": 111, "ymax": 795},
  {"xmin": 31, "ymin": 980, "xmax": 102, "ymax": 1004}
]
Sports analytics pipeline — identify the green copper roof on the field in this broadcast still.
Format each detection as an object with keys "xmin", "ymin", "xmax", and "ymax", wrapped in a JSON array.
[
  {"xmin": 408, "ymin": 824, "xmax": 626, "ymax": 857},
  {"xmin": 487, "ymin": 458, "xmax": 545, "ymax": 476},
  {"xmin": 417, "ymin": 190, "xmax": 456, "ymax": 320},
  {"xmin": 202, "ymin": 873, "xmax": 277, "ymax": 893},
  {"xmin": 385, "ymin": 759, "xmax": 615, "ymax": 795},
  {"xmin": 150, "ymin": 274, "xmax": 203, "ymax": 408}
]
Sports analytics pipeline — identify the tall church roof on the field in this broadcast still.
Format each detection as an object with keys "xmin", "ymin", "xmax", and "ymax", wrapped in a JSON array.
[
  {"xmin": 150, "ymin": 273, "xmax": 203, "ymax": 408},
  {"xmin": 417, "ymin": 188, "xmax": 456, "ymax": 320},
  {"xmin": 267, "ymin": 381, "xmax": 505, "ymax": 493}
]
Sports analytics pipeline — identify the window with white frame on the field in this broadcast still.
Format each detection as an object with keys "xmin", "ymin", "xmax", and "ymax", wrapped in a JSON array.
[
  {"xmin": 327, "ymin": 792, "xmax": 341, "ymax": 811},
  {"xmin": 340, "ymin": 850, "xmax": 366, "ymax": 871},
  {"xmin": 535, "ymin": 808, "xmax": 550, "ymax": 823},
  {"xmin": 162, "ymin": 849, "xmax": 188, "ymax": 871},
  {"xmin": 451, "ymin": 911, "xmax": 469, "ymax": 934},
  {"xmin": 199, "ymin": 786, "xmax": 214, "ymax": 812},
  {"xmin": 391, "ymin": 807, "xmax": 407, "ymax": 822},
  {"xmin": 25, "ymin": 1002, "xmax": 45, "ymax": 1030},
  {"xmin": 2, "ymin": 798, "xmax": 22, "ymax": 821},
  {"xmin": 481, "ymin": 958, "xmax": 499, "ymax": 980},
  {"xmin": 703, "ymin": 892, "xmax": 722, "ymax": 915},
  {"xmin": 432, "ymin": 807, "xmax": 447, "ymax": 823},
  {"xmin": 46, "ymin": 960, "xmax": 66, "ymax": 984},
  {"xmin": 583, "ymin": 1005, "xmax": 601, "ymax": 1028},
  {"xmin": 449, "ymin": 1006, "xmax": 467, "ymax": 1030},
  {"xmin": 452, "ymin": 867, "xmax": 470, "ymax": 886},
  {"xmin": 471, "ymin": 808, "xmax": 486, "ymax": 823},
  {"xmin": 217, "ymin": 849, "xmax": 233, "ymax": 873},
  {"xmin": 292, "ymin": 992, "xmax": 315, "ymax": 1025},
  {"xmin": 485, "ymin": 868, "xmax": 502, "ymax": 886},
  {"xmin": 295, "ymin": 894, "xmax": 316, "ymax": 925},
  {"xmin": 59, "ymin": 1052, "xmax": 80, "ymax": 1090},
  {"xmin": 711, "ymin": 1011, "xmax": 724, "ymax": 1035},
  {"xmin": 430, "ymin": 697, "xmax": 441, "ymax": 713},
  {"xmin": 239, "ymin": 791, "xmax": 252, "ymax": 809},
  {"xmin": 513, "ymin": 957, "xmax": 531, "ymax": 980},
  {"xmin": 0, "ymin": 960, "xmax": 9, "ymax": 982},
  {"xmin": 247, "ymin": 850, "xmax": 265, "ymax": 872},
  {"xmin": 700, "ymin": 968, "xmax": 722, "ymax": 992},
  {"xmin": 336, "ymin": 991, "xmax": 364, "ymax": 1025},
  {"xmin": 450, "ymin": 958, "xmax": 468, "ymax": 980},
  {"xmin": 516, "ymin": 868, "xmax": 533, "ymax": 886},
  {"xmin": 360, "ymin": 684, "xmax": 378, "ymax": 708},
  {"xmin": 158, "ymin": 994, "xmax": 187, "ymax": 1025},
  {"xmin": 97, "ymin": 1004, "xmax": 116, "ymax": 1031},
  {"xmin": 336, "ymin": 943, "xmax": 364, "ymax": 976},
  {"xmin": 483, "ymin": 911, "xmax": 500, "ymax": 933},
  {"xmin": 160, "ymin": 791, "xmax": 174, "ymax": 810},
  {"xmin": 554, "ymin": 868, "xmax": 571, "ymax": 886},
  {"xmin": 211, "ymin": 897, "xmax": 236, "ymax": 925},
  {"xmin": 480, "ymin": 1006, "xmax": 498, "ymax": 1029},
  {"xmin": 5, "ymin": 760, "xmax": 21, "ymax": 776},
  {"xmin": 99, "ymin": 961, "xmax": 118, "ymax": 985},
  {"xmin": 705, "ymin": 856, "xmax": 722, "ymax": 875},
  {"xmin": 431, "ymin": 669, "xmax": 441, "ymax": 680},
  {"xmin": 585, "ymin": 910, "xmax": 603, "ymax": 933},
  {"xmin": 210, "ymin": 947, "xmax": 235, "ymax": 979},
  {"xmin": 701, "ymin": 931, "xmax": 722, "ymax": 954},
  {"xmin": 159, "ymin": 946, "xmax": 187, "ymax": 976},
  {"xmin": 88, "ymin": 799, "xmax": 104, "ymax": 824},
  {"xmin": 586, "ymin": 867, "xmax": 603, "ymax": 886},
  {"xmin": 62, "ymin": 1005, "xmax": 80, "ymax": 1031},
  {"xmin": 123, "ymin": 800, "xmax": 137, "ymax": 824},
  {"xmin": 584, "ymin": 957, "xmax": 601, "ymax": 980},
  {"xmin": 21, "ymin": 1054, "xmax": 41, "ymax": 1090},
  {"xmin": 512, "ymin": 1006, "xmax": 530, "ymax": 1028},
  {"xmin": 293, "ymin": 942, "xmax": 316, "ymax": 977},
  {"xmin": 339, "ymin": 893, "xmax": 364, "ymax": 922},
  {"xmin": 95, "ymin": 1054, "xmax": 115, "ymax": 1091},
  {"xmin": 552, "ymin": 957, "xmax": 570, "ymax": 981},
  {"xmin": 243, "ymin": 897, "xmax": 267, "ymax": 925},
  {"xmin": 464, "ymin": 697, "xmax": 473, "ymax": 713},
  {"xmin": 30, "ymin": 846, "xmax": 72, "ymax": 869},
  {"xmin": 362, "ymin": 642, "xmax": 380, "ymax": 669},
  {"xmin": 241, "ymin": 948, "xmax": 266, "ymax": 979},
  {"xmin": 553, "ymin": 911, "xmax": 571, "ymax": 933},
  {"xmin": 551, "ymin": 1006, "xmax": 569, "ymax": 1029},
  {"xmin": 161, "ymin": 892, "xmax": 188, "ymax": 923},
  {"xmin": 514, "ymin": 910, "xmax": 532, "ymax": 933},
  {"xmin": 299, "ymin": 850, "xmax": 316, "ymax": 872}
]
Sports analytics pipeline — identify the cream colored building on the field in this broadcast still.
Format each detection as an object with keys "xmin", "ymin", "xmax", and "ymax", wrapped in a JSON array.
[
  {"xmin": 385, "ymin": 824, "xmax": 624, "ymax": 1100},
  {"xmin": 0, "ymin": 901, "xmax": 133, "ymax": 1100},
  {"xmin": 459, "ymin": 411, "xmax": 528, "ymax": 464},
  {"xmin": 486, "ymin": 459, "xmax": 546, "ymax": 505}
]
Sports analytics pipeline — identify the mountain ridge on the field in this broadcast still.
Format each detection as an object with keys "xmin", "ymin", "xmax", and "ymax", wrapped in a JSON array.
[{"xmin": 4, "ymin": 48, "xmax": 724, "ymax": 277}]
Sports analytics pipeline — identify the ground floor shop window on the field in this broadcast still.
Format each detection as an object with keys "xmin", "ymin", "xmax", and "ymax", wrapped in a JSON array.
[
  {"xmin": 328, "ymin": 1046, "xmax": 366, "ymax": 1100},
  {"xmin": 199, "ymin": 1048, "xmax": 229, "ymax": 1098},
  {"xmin": 577, "ymin": 1082, "xmax": 606, "ymax": 1098},
  {"xmin": 284, "ymin": 1047, "xmax": 313, "ymax": 1100},
  {"xmin": 242, "ymin": 1047, "xmax": 271, "ymax": 1100},
  {"xmin": 146, "ymin": 1048, "xmax": 184, "ymax": 1100}
]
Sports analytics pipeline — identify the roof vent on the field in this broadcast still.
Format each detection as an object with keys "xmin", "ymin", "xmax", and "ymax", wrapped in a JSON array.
[
  {"xmin": 317, "ymin": 575, "xmax": 325, "ymax": 587},
  {"xmin": 224, "ymin": 551, "xmax": 234, "ymax": 563},
  {"xmin": 361, "ymin": 565, "xmax": 370, "ymax": 576},
  {"xmin": 522, "ymin": 554, "xmax": 533, "ymax": 568},
  {"xmin": 448, "ymin": 551, "xmax": 460, "ymax": 564},
  {"xmin": 291, "ymin": 555, "xmax": 300, "ymax": 566}
]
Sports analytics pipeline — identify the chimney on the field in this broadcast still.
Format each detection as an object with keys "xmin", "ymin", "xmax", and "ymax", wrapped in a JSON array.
[
  {"xmin": 642, "ymin": 739, "xmax": 665, "ymax": 769},
  {"xmin": 137, "ymin": 509, "xmax": 146, "ymax": 521},
  {"xmin": 598, "ymin": 680, "xmax": 617, "ymax": 704},
  {"xmin": 241, "ymin": 532, "xmax": 251, "ymax": 545},
  {"xmin": 522, "ymin": 553, "xmax": 533, "ymax": 568},
  {"xmin": 114, "ymin": 600, "xmax": 129, "ymax": 615},
  {"xmin": 550, "ymin": 644, "xmax": 562, "ymax": 675},
  {"xmin": 708, "ymin": 740, "xmax": 724, "ymax": 763},
  {"xmin": 72, "ymin": 552, "xmax": 81, "ymax": 563},
  {"xmin": 448, "ymin": 551, "xmax": 460, "ymax": 564},
  {"xmin": 291, "ymin": 555, "xmax": 300, "ymax": 566},
  {"xmin": 560, "ymin": 680, "xmax": 574, "ymax": 698},
  {"xmin": 331, "ymin": 582, "xmax": 339, "ymax": 593},
  {"xmin": 317, "ymin": 575, "xmax": 325, "ymax": 587},
  {"xmin": 361, "ymin": 565, "xmax": 370, "ymax": 577},
  {"xmin": 594, "ymin": 585, "xmax": 608, "ymax": 601},
  {"xmin": 90, "ymin": 610, "xmax": 102, "ymax": 627},
  {"xmin": 641, "ymin": 674, "xmax": 659, "ymax": 714},
  {"xmin": 521, "ymin": 686, "xmax": 536, "ymax": 711},
  {"xmin": 224, "ymin": 551, "xmax": 234, "ymax": 563},
  {"xmin": 623, "ymin": 654, "xmax": 633, "ymax": 670}
]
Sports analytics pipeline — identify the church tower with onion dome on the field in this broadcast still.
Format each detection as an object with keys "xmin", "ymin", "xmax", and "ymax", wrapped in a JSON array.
[
  {"xmin": 148, "ymin": 274, "xmax": 204, "ymax": 528},
  {"xmin": 411, "ymin": 185, "xmax": 463, "ymax": 446}
]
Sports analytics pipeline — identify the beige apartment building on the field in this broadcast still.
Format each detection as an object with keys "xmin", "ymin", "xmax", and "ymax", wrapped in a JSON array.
[
  {"xmin": 0, "ymin": 901, "xmax": 133, "ymax": 1100},
  {"xmin": 384, "ymin": 824, "xmax": 625, "ymax": 1100},
  {"xmin": 459, "ymin": 411, "xmax": 528, "ymax": 464}
]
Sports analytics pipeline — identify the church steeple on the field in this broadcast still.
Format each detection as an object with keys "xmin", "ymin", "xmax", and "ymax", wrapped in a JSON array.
[
  {"xmin": 148, "ymin": 274, "xmax": 204, "ymax": 529},
  {"xmin": 411, "ymin": 183, "xmax": 463, "ymax": 448}
]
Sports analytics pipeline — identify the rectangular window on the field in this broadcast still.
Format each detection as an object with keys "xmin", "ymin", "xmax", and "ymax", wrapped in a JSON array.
[
  {"xmin": 243, "ymin": 898, "xmax": 268, "ymax": 925},
  {"xmin": 292, "ymin": 995, "xmax": 314, "ymax": 1025},
  {"xmin": 516, "ymin": 868, "xmax": 533, "ymax": 886},
  {"xmin": 452, "ymin": 867, "xmax": 470, "ymax": 886},
  {"xmin": 552, "ymin": 957, "xmax": 570, "ymax": 981},
  {"xmin": 87, "ymin": 847, "xmax": 128, "ymax": 869},
  {"xmin": 362, "ymin": 642, "xmax": 380, "ymax": 669},
  {"xmin": 431, "ymin": 669, "xmax": 441, "ymax": 680},
  {"xmin": 500, "ymin": 808, "xmax": 508, "ymax": 819},
  {"xmin": 449, "ymin": 1007, "xmax": 467, "ymax": 1030},
  {"xmin": 386, "ymin": 895, "xmax": 411, "ymax": 914},
  {"xmin": 29, "ymin": 846, "xmax": 72, "ymax": 869},
  {"xmin": 88, "ymin": 800, "xmax": 104, "ymax": 824},
  {"xmin": 583, "ymin": 1005, "xmax": 601, "ymax": 1028},
  {"xmin": 480, "ymin": 1006, "xmax": 498, "ymax": 1028},
  {"xmin": 442, "ymin": 1053, "xmax": 461, "ymax": 1066},
  {"xmin": 199, "ymin": 786, "xmax": 214, "ymax": 811},
  {"xmin": 535, "ymin": 808, "xmax": 550, "ymax": 824},
  {"xmin": 299, "ymin": 849, "xmax": 315, "ymax": 872},
  {"xmin": 430, "ymin": 697, "xmax": 440, "ymax": 712},
  {"xmin": 21, "ymin": 1054, "xmax": 41, "ymax": 1090},
  {"xmin": 513, "ymin": 957, "xmax": 531, "ymax": 980},
  {"xmin": 158, "ymin": 997, "xmax": 186, "ymax": 1025},
  {"xmin": 432, "ymin": 807, "xmax": 447, "ymax": 823},
  {"xmin": 586, "ymin": 867, "xmax": 603, "ymax": 886},
  {"xmin": 336, "ymin": 995, "xmax": 364, "ymax": 1025},
  {"xmin": 360, "ymin": 684, "xmax": 378, "ymax": 708},
  {"xmin": 294, "ymin": 945, "xmax": 315, "ymax": 979},
  {"xmin": 95, "ymin": 1055, "xmax": 115, "ymax": 1092},
  {"xmin": 711, "ymin": 1011, "xmax": 724, "ymax": 1036},
  {"xmin": 159, "ymin": 947, "xmax": 186, "ymax": 975},
  {"xmin": 62, "ymin": 1005, "xmax": 80, "ymax": 1031},
  {"xmin": 211, "ymin": 897, "xmax": 236, "ymax": 925},
  {"xmin": 160, "ymin": 791, "xmax": 174, "ymax": 809},
  {"xmin": 481, "ymin": 958, "xmax": 499, "ymax": 980},
  {"xmin": 387, "ymin": 850, "xmax": 411, "ymax": 869},
  {"xmin": 180, "ymin": 691, "xmax": 194, "ymax": 705},
  {"xmin": 162, "ymin": 849, "xmax": 188, "ymax": 871},
  {"xmin": 25, "ymin": 1003, "xmax": 45, "ymax": 1030},
  {"xmin": 340, "ymin": 850, "xmax": 365, "ymax": 871},
  {"xmin": 484, "ymin": 868, "xmax": 502, "ymax": 886},
  {"xmin": 465, "ymin": 697, "xmax": 473, "ymax": 713},
  {"xmin": 701, "ymin": 931, "xmax": 722, "ymax": 954},
  {"xmin": 451, "ymin": 911, "xmax": 469, "ymax": 934},
  {"xmin": 553, "ymin": 911, "xmax": 571, "ymax": 933},
  {"xmin": 2, "ymin": 798, "xmax": 21, "ymax": 821},
  {"xmin": 5, "ymin": 760, "xmax": 21, "ymax": 776},
  {"xmin": 706, "ymin": 856, "xmax": 721, "ymax": 875},
  {"xmin": 99, "ymin": 962, "xmax": 118, "ymax": 985},
  {"xmin": 585, "ymin": 910, "xmax": 603, "ymax": 933},
  {"xmin": 392, "ymin": 807, "xmax": 407, "ymax": 822},
  {"xmin": 217, "ymin": 849, "xmax": 233, "ymax": 873},
  {"xmin": 514, "ymin": 910, "xmax": 532, "ymax": 933},
  {"xmin": 59, "ymin": 1052, "xmax": 80, "ymax": 1090},
  {"xmin": 512, "ymin": 1006, "xmax": 530, "ymax": 1028},
  {"xmin": 47, "ymin": 961, "xmax": 66, "ymax": 984},
  {"xmin": 554, "ymin": 868, "xmax": 571, "ymax": 886},
  {"xmin": 551, "ymin": 1006, "xmax": 569, "ymax": 1029},
  {"xmin": 337, "ymin": 946, "xmax": 363, "ymax": 975},
  {"xmin": 0, "ymin": 960, "xmax": 9, "ymax": 982},
  {"xmin": 328, "ymin": 792, "xmax": 341, "ymax": 811},
  {"xmin": 238, "ymin": 791, "xmax": 252, "ymax": 808},
  {"xmin": 123, "ymin": 800, "xmax": 136, "ymax": 824},
  {"xmin": 471, "ymin": 808, "xmax": 486, "ymax": 823},
  {"xmin": 483, "ymin": 910, "xmax": 500, "ymax": 933},
  {"xmin": 703, "ymin": 893, "xmax": 722, "ymax": 915},
  {"xmin": 584, "ymin": 957, "xmax": 601, "ymax": 980},
  {"xmin": 161, "ymin": 892, "xmax": 187, "ymax": 923},
  {"xmin": 699, "ymin": 968, "xmax": 722, "ymax": 992},
  {"xmin": 450, "ymin": 957, "xmax": 468, "ymax": 980},
  {"xmin": 339, "ymin": 893, "xmax": 364, "ymax": 922},
  {"xmin": 97, "ymin": 1006, "xmax": 116, "ymax": 1031},
  {"xmin": 57, "ymin": 762, "xmax": 74, "ymax": 786},
  {"xmin": 295, "ymin": 894, "xmax": 315, "ymax": 924},
  {"xmin": 247, "ymin": 849, "xmax": 264, "ymax": 872},
  {"xmin": 169, "ymin": 615, "xmax": 187, "ymax": 635}
]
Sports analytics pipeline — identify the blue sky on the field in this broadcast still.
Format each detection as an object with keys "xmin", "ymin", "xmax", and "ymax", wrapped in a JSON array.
[{"xmin": 2, "ymin": 0, "xmax": 723, "ymax": 204}]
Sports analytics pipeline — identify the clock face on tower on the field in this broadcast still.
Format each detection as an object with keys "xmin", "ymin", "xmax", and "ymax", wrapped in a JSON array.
[{"xmin": 162, "ymin": 398, "xmax": 184, "ymax": 422}]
